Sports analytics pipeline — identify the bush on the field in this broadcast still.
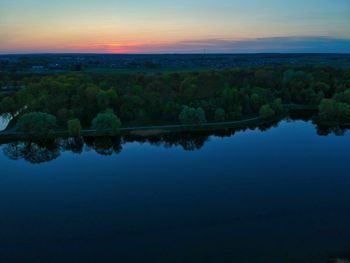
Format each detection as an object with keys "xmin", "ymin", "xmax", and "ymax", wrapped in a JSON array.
[
  {"xmin": 67, "ymin": 119, "xmax": 82, "ymax": 137},
  {"xmin": 91, "ymin": 112, "xmax": 121, "ymax": 135},
  {"xmin": 271, "ymin": 98, "xmax": 285, "ymax": 115},
  {"xmin": 16, "ymin": 112, "xmax": 57, "ymax": 137},
  {"xmin": 179, "ymin": 106, "xmax": 207, "ymax": 125},
  {"xmin": 259, "ymin": 105, "xmax": 275, "ymax": 119}
]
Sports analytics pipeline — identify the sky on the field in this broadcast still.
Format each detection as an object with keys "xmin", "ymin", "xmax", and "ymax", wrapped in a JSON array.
[{"xmin": 0, "ymin": 0, "xmax": 350, "ymax": 54}]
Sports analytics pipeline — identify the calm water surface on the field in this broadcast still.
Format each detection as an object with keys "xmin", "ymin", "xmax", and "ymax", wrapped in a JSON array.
[{"xmin": 0, "ymin": 120, "xmax": 349, "ymax": 263}]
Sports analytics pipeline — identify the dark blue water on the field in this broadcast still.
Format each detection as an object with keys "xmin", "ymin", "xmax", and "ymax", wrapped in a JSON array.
[{"xmin": 0, "ymin": 120, "xmax": 350, "ymax": 263}]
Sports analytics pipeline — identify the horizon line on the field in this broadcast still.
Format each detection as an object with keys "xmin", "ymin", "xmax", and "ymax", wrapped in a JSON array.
[{"xmin": 1, "ymin": 52, "xmax": 350, "ymax": 56}]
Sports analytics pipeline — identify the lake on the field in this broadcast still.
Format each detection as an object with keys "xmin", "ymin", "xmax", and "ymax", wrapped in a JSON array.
[{"xmin": 0, "ymin": 120, "xmax": 349, "ymax": 263}]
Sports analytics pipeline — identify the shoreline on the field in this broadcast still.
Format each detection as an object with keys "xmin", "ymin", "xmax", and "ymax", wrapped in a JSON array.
[
  {"xmin": 0, "ymin": 104, "xmax": 323, "ymax": 140},
  {"xmin": 0, "ymin": 116, "xmax": 268, "ymax": 140}
]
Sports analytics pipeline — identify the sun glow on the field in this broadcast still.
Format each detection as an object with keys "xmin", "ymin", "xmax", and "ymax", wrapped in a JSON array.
[{"xmin": 0, "ymin": 0, "xmax": 349, "ymax": 53}]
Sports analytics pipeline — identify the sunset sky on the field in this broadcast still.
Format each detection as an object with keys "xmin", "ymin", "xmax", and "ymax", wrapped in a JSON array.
[{"xmin": 1, "ymin": 0, "xmax": 350, "ymax": 53}]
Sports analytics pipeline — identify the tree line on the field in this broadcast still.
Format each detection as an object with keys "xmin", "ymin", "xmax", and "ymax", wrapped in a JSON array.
[{"xmin": 1, "ymin": 65, "xmax": 350, "ymax": 136}]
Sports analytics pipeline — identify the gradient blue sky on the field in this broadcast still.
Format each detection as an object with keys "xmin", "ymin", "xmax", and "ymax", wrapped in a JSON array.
[{"xmin": 1, "ymin": 0, "xmax": 349, "ymax": 53}]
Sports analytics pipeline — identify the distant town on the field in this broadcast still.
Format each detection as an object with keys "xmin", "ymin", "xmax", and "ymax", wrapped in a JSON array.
[{"xmin": 1, "ymin": 53, "xmax": 350, "ymax": 74}]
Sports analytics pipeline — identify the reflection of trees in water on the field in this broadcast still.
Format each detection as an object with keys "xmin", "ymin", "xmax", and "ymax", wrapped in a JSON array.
[
  {"xmin": 5, "ymin": 118, "xmax": 347, "ymax": 164},
  {"xmin": 178, "ymin": 135, "xmax": 208, "ymax": 151},
  {"xmin": 257, "ymin": 122, "xmax": 279, "ymax": 132},
  {"xmin": 1, "ymin": 137, "xmax": 124, "ymax": 163},
  {"xmin": 3, "ymin": 140, "xmax": 60, "ymax": 164},
  {"xmin": 316, "ymin": 125, "xmax": 347, "ymax": 136},
  {"xmin": 162, "ymin": 132, "xmax": 209, "ymax": 151},
  {"xmin": 86, "ymin": 137, "xmax": 122, "ymax": 156},
  {"xmin": 124, "ymin": 123, "xmax": 279, "ymax": 151},
  {"xmin": 59, "ymin": 137, "xmax": 84, "ymax": 154},
  {"xmin": 0, "ymin": 123, "xmax": 278, "ymax": 163},
  {"xmin": 125, "ymin": 132, "xmax": 210, "ymax": 151}
]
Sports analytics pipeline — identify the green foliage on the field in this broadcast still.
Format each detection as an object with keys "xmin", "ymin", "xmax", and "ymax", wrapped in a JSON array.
[
  {"xmin": 318, "ymin": 99, "xmax": 350, "ymax": 122},
  {"xmin": 16, "ymin": 112, "xmax": 57, "ymax": 137},
  {"xmin": 313, "ymin": 82, "xmax": 331, "ymax": 96},
  {"xmin": 163, "ymin": 101, "xmax": 181, "ymax": 121},
  {"xmin": 271, "ymin": 98, "xmax": 285, "ymax": 115},
  {"xmin": 67, "ymin": 119, "xmax": 82, "ymax": 137},
  {"xmin": 226, "ymin": 111, "xmax": 242, "ymax": 120},
  {"xmin": 120, "ymin": 94, "xmax": 144, "ymax": 121},
  {"xmin": 250, "ymin": 93, "xmax": 264, "ymax": 112},
  {"xmin": 221, "ymin": 87, "xmax": 239, "ymax": 112},
  {"xmin": 259, "ymin": 105, "xmax": 275, "ymax": 119},
  {"xmin": 57, "ymin": 108, "xmax": 70, "ymax": 125},
  {"xmin": 283, "ymin": 70, "xmax": 313, "ymax": 103},
  {"xmin": 179, "ymin": 106, "xmax": 207, "ymax": 125},
  {"xmin": 0, "ymin": 96, "xmax": 16, "ymax": 114},
  {"xmin": 96, "ymin": 89, "xmax": 118, "ymax": 110},
  {"xmin": 214, "ymin": 108, "xmax": 226, "ymax": 122},
  {"xmin": 2, "ymin": 65, "xmax": 350, "ymax": 130},
  {"xmin": 181, "ymin": 76, "xmax": 197, "ymax": 98},
  {"xmin": 333, "ymin": 88, "xmax": 350, "ymax": 105},
  {"xmin": 91, "ymin": 112, "xmax": 122, "ymax": 135}
]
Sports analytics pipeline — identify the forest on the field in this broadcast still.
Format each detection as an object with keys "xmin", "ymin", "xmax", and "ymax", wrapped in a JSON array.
[{"xmin": 1, "ymin": 64, "xmax": 350, "ymax": 137}]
